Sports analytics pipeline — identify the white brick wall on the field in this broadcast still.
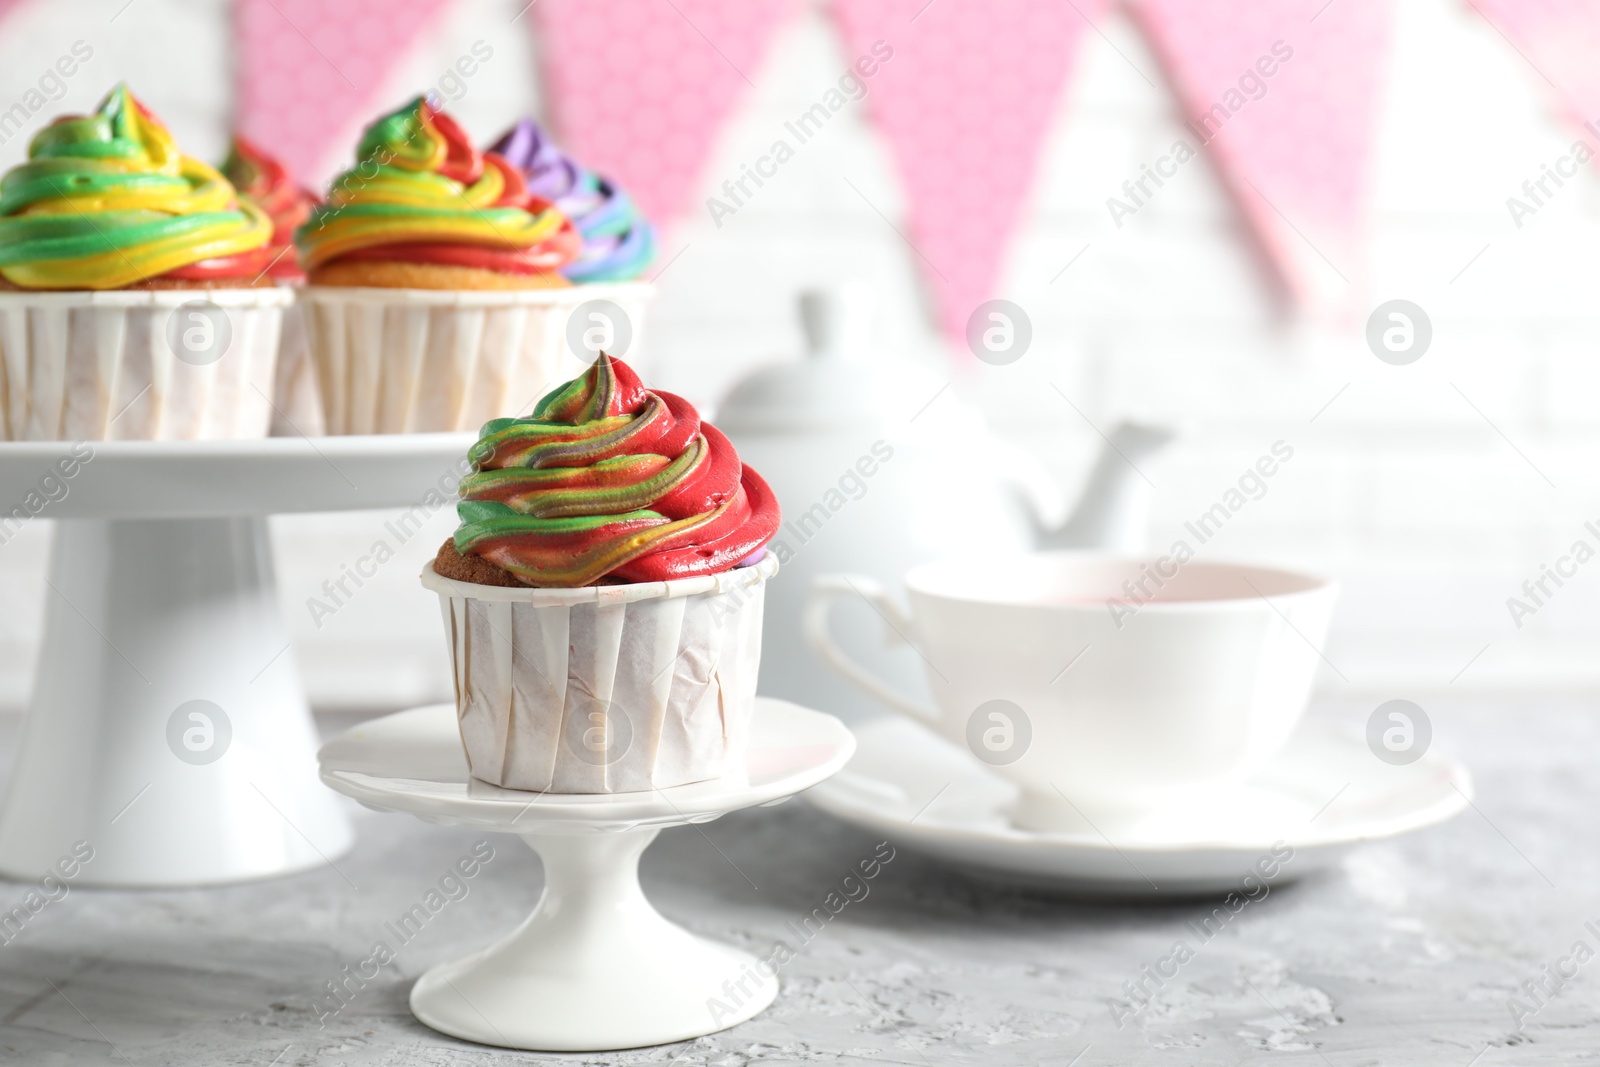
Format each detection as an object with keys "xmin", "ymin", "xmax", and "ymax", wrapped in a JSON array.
[{"xmin": 0, "ymin": 0, "xmax": 1593, "ymax": 713}]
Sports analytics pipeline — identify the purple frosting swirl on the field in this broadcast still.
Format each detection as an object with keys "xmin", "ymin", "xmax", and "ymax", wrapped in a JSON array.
[{"xmin": 490, "ymin": 119, "xmax": 655, "ymax": 283}]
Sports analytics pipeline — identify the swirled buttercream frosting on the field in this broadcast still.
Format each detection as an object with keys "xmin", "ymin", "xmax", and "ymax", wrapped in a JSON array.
[
  {"xmin": 222, "ymin": 136, "xmax": 316, "ymax": 282},
  {"xmin": 0, "ymin": 85, "xmax": 274, "ymax": 289},
  {"xmin": 296, "ymin": 97, "xmax": 580, "ymax": 276},
  {"xmin": 490, "ymin": 118, "xmax": 655, "ymax": 283},
  {"xmin": 451, "ymin": 353, "xmax": 780, "ymax": 587}
]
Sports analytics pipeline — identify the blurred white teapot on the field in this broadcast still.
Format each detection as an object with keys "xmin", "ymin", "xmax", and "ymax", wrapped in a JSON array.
[{"xmin": 717, "ymin": 286, "xmax": 1172, "ymax": 722}]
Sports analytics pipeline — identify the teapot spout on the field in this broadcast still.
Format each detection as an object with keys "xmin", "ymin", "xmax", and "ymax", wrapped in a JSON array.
[{"xmin": 1038, "ymin": 421, "xmax": 1175, "ymax": 553}]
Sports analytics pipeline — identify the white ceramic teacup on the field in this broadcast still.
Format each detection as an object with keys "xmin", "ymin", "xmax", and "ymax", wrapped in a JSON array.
[{"xmin": 804, "ymin": 551, "xmax": 1338, "ymax": 832}]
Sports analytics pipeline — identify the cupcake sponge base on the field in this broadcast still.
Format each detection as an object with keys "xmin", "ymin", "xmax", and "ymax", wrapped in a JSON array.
[
  {"xmin": 307, "ymin": 260, "xmax": 572, "ymax": 290},
  {"xmin": 434, "ymin": 540, "xmax": 524, "ymax": 587},
  {"xmin": 434, "ymin": 541, "xmax": 638, "ymax": 588}
]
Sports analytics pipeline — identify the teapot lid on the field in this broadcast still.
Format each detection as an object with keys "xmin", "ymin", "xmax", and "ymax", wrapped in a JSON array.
[{"xmin": 715, "ymin": 285, "xmax": 903, "ymax": 431}]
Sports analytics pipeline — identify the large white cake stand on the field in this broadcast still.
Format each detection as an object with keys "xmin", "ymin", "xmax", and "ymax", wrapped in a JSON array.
[
  {"xmin": 318, "ymin": 698, "xmax": 854, "ymax": 1052},
  {"xmin": 0, "ymin": 433, "xmax": 471, "ymax": 887}
]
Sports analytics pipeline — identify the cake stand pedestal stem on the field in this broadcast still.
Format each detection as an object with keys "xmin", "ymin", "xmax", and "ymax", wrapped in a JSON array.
[
  {"xmin": 0, "ymin": 516, "xmax": 352, "ymax": 886},
  {"xmin": 409, "ymin": 826, "xmax": 777, "ymax": 1052}
]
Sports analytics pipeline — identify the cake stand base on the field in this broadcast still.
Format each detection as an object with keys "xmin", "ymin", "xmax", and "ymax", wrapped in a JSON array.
[
  {"xmin": 412, "ymin": 829, "xmax": 776, "ymax": 1051},
  {"xmin": 319, "ymin": 700, "xmax": 854, "ymax": 1052},
  {"xmin": 0, "ymin": 433, "xmax": 471, "ymax": 886},
  {"xmin": 0, "ymin": 516, "xmax": 351, "ymax": 886}
]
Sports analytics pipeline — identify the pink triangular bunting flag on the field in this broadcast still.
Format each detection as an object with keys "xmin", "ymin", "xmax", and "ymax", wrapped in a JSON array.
[
  {"xmin": 534, "ymin": 0, "xmax": 795, "ymax": 224},
  {"xmin": 234, "ymin": 0, "xmax": 456, "ymax": 187},
  {"xmin": 833, "ymin": 0, "xmax": 1104, "ymax": 342},
  {"xmin": 1132, "ymin": 0, "xmax": 1394, "ymax": 311},
  {"xmin": 1469, "ymin": 1, "xmax": 1600, "ymax": 146}
]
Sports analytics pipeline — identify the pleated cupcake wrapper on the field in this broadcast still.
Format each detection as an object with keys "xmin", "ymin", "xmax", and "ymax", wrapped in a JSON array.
[
  {"xmin": 269, "ymin": 296, "xmax": 326, "ymax": 437},
  {"xmin": 302, "ymin": 282, "xmax": 653, "ymax": 435},
  {"xmin": 0, "ymin": 288, "xmax": 291, "ymax": 441},
  {"xmin": 422, "ymin": 553, "xmax": 776, "ymax": 793}
]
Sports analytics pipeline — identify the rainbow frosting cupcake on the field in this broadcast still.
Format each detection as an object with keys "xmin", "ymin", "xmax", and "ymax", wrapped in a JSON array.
[
  {"xmin": 221, "ymin": 135, "xmax": 316, "ymax": 284},
  {"xmin": 488, "ymin": 117, "xmax": 658, "ymax": 378},
  {"xmin": 223, "ymin": 135, "xmax": 323, "ymax": 435},
  {"xmin": 0, "ymin": 85, "xmax": 290, "ymax": 439},
  {"xmin": 423, "ymin": 353, "xmax": 780, "ymax": 792},
  {"xmin": 295, "ymin": 97, "xmax": 595, "ymax": 434}
]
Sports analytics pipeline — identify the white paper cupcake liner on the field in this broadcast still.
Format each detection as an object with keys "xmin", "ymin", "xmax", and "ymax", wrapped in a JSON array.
[
  {"xmin": 268, "ymin": 296, "xmax": 326, "ymax": 437},
  {"xmin": 302, "ymin": 281, "xmax": 653, "ymax": 435},
  {"xmin": 422, "ymin": 552, "xmax": 776, "ymax": 793},
  {"xmin": 0, "ymin": 287, "xmax": 291, "ymax": 441}
]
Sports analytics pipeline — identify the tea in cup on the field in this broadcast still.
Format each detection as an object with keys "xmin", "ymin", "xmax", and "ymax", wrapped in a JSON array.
[{"xmin": 804, "ymin": 551, "xmax": 1338, "ymax": 832}]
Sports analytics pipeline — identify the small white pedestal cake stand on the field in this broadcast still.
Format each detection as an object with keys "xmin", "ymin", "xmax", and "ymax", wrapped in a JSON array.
[
  {"xmin": 318, "ymin": 698, "xmax": 854, "ymax": 1052},
  {"xmin": 0, "ymin": 433, "xmax": 471, "ymax": 887}
]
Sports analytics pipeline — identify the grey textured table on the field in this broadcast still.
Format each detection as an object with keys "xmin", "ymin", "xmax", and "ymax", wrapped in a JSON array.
[{"xmin": 0, "ymin": 695, "xmax": 1589, "ymax": 1065}]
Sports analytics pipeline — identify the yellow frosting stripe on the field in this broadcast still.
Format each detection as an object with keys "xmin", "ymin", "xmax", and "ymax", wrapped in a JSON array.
[
  {"xmin": 2, "ymin": 201, "xmax": 271, "ymax": 290},
  {"xmin": 300, "ymin": 207, "xmax": 566, "ymax": 269},
  {"xmin": 0, "ymin": 85, "xmax": 270, "ymax": 289}
]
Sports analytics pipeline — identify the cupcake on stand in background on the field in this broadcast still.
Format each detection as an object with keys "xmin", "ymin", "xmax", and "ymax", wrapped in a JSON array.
[
  {"xmin": 295, "ymin": 97, "xmax": 583, "ymax": 435},
  {"xmin": 0, "ymin": 84, "xmax": 290, "ymax": 440},
  {"xmin": 221, "ymin": 135, "xmax": 323, "ymax": 436},
  {"xmin": 423, "ymin": 352, "xmax": 780, "ymax": 793},
  {"xmin": 490, "ymin": 118, "xmax": 656, "ymax": 373}
]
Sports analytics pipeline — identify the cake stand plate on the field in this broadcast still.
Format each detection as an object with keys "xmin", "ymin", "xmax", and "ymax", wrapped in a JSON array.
[
  {"xmin": 0, "ymin": 434, "xmax": 472, "ymax": 887},
  {"xmin": 319, "ymin": 698, "xmax": 854, "ymax": 1052}
]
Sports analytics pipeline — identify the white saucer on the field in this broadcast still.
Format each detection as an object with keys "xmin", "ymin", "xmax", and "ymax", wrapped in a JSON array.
[{"xmin": 805, "ymin": 717, "xmax": 1472, "ymax": 896}]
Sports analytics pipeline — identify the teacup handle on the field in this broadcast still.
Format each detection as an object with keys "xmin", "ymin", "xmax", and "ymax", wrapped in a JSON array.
[{"xmin": 803, "ymin": 575, "xmax": 939, "ymax": 723}]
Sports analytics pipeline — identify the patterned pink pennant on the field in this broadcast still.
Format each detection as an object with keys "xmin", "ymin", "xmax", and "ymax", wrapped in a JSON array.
[
  {"xmin": 833, "ymin": 0, "xmax": 1103, "ymax": 342},
  {"xmin": 234, "ymin": 0, "xmax": 456, "ymax": 188},
  {"xmin": 1132, "ymin": 0, "xmax": 1394, "ymax": 309},
  {"xmin": 1468, "ymin": 1, "xmax": 1600, "ymax": 145},
  {"xmin": 534, "ymin": 0, "xmax": 795, "ymax": 224}
]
